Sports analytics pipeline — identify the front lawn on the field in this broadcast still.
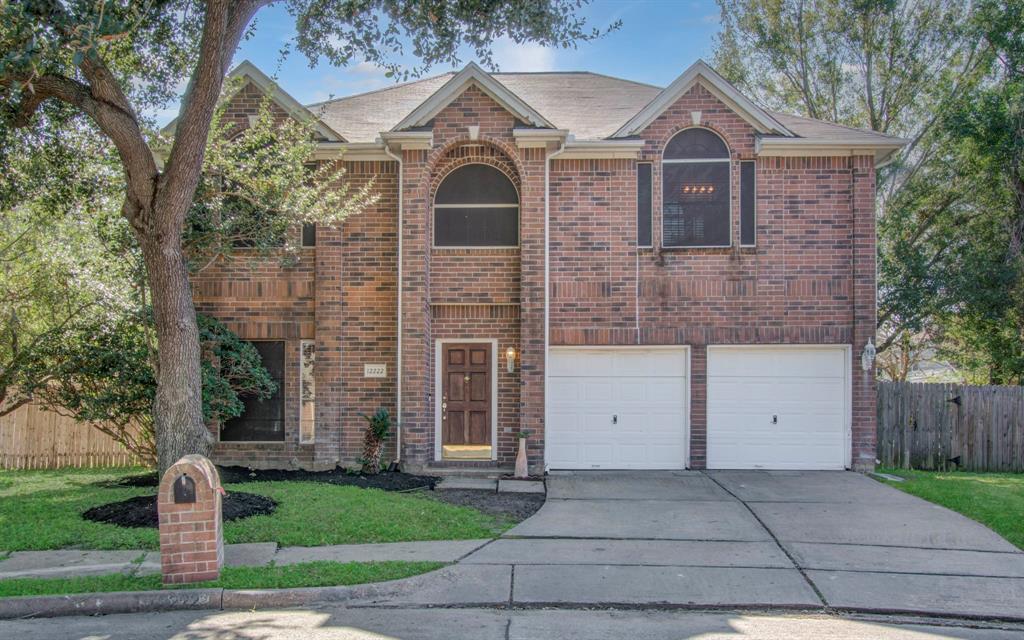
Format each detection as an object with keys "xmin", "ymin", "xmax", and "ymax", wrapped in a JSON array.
[
  {"xmin": 0, "ymin": 560, "xmax": 443, "ymax": 598},
  {"xmin": 877, "ymin": 468, "xmax": 1024, "ymax": 549},
  {"xmin": 0, "ymin": 467, "xmax": 508, "ymax": 551}
]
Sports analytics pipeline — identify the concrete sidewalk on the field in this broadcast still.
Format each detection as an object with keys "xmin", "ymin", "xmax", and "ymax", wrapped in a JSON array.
[{"xmin": 0, "ymin": 539, "xmax": 490, "ymax": 580}]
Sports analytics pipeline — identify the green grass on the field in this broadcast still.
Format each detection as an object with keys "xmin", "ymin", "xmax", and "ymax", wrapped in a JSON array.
[
  {"xmin": 0, "ymin": 561, "xmax": 444, "ymax": 598},
  {"xmin": 0, "ymin": 467, "xmax": 508, "ymax": 551},
  {"xmin": 877, "ymin": 468, "xmax": 1024, "ymax": 549}
]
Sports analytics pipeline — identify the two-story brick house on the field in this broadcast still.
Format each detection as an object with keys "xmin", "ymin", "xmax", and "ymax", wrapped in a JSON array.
[{"xmin": 181, "ymin": 59, "xmax": 905, "ymax": 474}]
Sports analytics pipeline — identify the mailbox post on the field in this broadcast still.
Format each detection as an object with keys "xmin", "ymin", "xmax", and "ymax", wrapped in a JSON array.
[{"xmin": 158, "ymin": 455, "xmax": 224, "ymax": 584}]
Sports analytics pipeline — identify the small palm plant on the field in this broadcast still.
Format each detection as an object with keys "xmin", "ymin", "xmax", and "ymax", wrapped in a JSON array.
[{"xmin": 358, "ymin": 408, "xmax": 392, "ymax": 475}]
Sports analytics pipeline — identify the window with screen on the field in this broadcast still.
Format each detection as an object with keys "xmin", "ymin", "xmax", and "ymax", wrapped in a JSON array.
[
  {"xmin": 637, "ymin": 162, "xmax": 653, "ymax": 247},
  {"xmin": 221, "ymin": 341, "xmax": 286, "ymax": 442},
  {"xmin": 662, "ymin": 128, "xmax": 731, "ymax": 247},
  {"xmin": 740, "ymin": 160, "xmax": 756, "ymax": 246},
  {"xmin": 434, "ymin": 164, "xmax": 519, "ymax": 247}
]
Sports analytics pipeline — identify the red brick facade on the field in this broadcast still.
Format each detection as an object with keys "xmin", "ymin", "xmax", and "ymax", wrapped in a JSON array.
[{"xmin": 194, "ymin": 77, "xmax": 878, "ymax": 472}]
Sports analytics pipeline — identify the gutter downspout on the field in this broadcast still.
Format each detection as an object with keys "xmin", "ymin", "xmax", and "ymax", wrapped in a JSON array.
[
  {"xmin": 544, "ymin": 141, "xmax": 566, "ymax": 472},
  {"xmin": 383, "ymin": 142, "xmax": 403, "ymax": 462}
]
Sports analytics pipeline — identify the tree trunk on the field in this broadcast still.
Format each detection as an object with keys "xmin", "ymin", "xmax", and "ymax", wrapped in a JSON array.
[{"xmin": 142, "ymin": 229, "xmax": 212, "ymax": 476}]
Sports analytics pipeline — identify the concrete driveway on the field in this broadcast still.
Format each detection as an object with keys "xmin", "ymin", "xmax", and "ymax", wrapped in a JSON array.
[{"xmin": 460, "ymin": 470, "xmax": 1024, "ymax": 620}]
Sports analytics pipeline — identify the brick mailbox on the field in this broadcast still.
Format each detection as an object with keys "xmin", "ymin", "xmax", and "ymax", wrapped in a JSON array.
[{"xmin": 158, "ymin": 455, "xmax": 224, "ymax": 584}]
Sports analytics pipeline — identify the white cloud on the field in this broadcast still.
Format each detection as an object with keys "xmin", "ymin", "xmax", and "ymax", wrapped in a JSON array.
[{"xmin": 490, "ymin": 37, "xmax": 557, "ymax": 72}]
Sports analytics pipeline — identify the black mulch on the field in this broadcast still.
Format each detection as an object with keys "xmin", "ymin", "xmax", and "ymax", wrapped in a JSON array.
[
  {"xmin": 82, "ymin": 492, "xmax": 277, "ymax": 529},
  {"xmin": 428, "ymin": 489, "xmax": 546, "ymax": 522},
  {"xmin": 103, "ymin": 466, "xmax": 439, "ymax": 492},
  {"xmin": 217, "ymin": 466, "xmax": 440, "ymax": 491}
]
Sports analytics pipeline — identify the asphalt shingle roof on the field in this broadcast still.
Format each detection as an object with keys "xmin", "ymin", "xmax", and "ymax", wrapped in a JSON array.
[{"xmin": 306, "ymin": 71, "xmax": 902, "ymax": 146}]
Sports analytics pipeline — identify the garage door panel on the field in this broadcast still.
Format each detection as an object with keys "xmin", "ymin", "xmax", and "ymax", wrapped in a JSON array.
[
  {"xmin": 547, "ymin": 349, "xmax": 688, "ymax": 470},
  {"xmin": 707, "ymin": 347, "xmax": 848, "ymax": 470}
]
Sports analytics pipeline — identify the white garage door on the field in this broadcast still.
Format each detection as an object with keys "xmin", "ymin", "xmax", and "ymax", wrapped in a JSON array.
[
  {"xmin": 707, "ymin": 346, "xmax": 849, "ymax": 470},
  {"xmin": 547, "ymin": 348, "xmax": 688, "ymax": 470}
]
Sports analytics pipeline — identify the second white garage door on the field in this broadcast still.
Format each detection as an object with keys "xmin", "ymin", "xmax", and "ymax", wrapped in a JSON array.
[
  {"xmin": 707, "ymin": 346, "xmax": 850, "ymax": 470},
  {"xmin": 546, "ymin": 348, "xmax": 688, "ymax": 470}
]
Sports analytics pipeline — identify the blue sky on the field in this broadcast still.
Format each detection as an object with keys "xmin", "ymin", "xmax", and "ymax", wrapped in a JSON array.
[{"xmin": 157, "ymin": 0, "xmax": 722, "ymax": 123}]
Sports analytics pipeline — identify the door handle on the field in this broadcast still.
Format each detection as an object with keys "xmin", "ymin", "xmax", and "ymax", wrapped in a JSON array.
[
  {"xmin": 612, "ymin": 414, "xmax": 618, "ymax": 425},
  {"xmin": 771, "ymin": 414, "xmax": 778, "ymax": 425}
]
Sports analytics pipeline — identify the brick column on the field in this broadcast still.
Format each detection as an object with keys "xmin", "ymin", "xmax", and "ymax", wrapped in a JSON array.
[
  {"xmin": 314, "ymin": 181, "xmax": 345, "ymax": 469},
  {"xmin": 519, "ymin": 147, "xmax": 547, "ymax": 473},
  {"xmin": 851, "ymin": 155, "xmax": 878, "ymax": 471},
  {"xmin": 400, "ymin": 149, "xmax": 433, "ymax": 464},
  {"xmin": 158, "ymin": 455, "xmax": 223, "ymax": 585}
]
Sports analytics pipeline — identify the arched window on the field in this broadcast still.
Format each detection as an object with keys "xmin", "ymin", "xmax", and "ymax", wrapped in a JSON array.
[
  {"xmin": 434, "ymin": 164, "xmax": 519, "ymax": 247},
  {"xmin": 662, "ymin": 128, "xmax": 731, "ymax": 247}
]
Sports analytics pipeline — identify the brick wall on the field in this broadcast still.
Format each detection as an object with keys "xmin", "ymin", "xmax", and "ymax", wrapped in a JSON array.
[
  {"xmin": 548, "ymin": 82, "xmax": 876, "ymax": 468},
  {"xmin": 196, "ymin": 78, "xmax": 877, "ymax": 472}
]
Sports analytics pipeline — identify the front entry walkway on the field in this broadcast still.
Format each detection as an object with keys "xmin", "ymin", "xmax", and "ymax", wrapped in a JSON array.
[{"xmin": 456, "ymin": 470, "xmax": 1024, "ymax": 619}]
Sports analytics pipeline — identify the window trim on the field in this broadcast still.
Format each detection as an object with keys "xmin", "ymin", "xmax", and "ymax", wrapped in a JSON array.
[
  {"xmin": 637, "ymin": 161, "xmax": 654, "ymax": 249},
  {"xmin": 218, "ymin": 339, "xmax": 287, "ymax": 444},
  {"xmin": 740, "ymin": 160, "xmax": 757, "ymax": 248},
  {"xmin": 432, "ymin": 162, "xmax": 521, "ymax": 250},
  {"xmin": 660, "ymin": 128, "xmax": 733, "ymax": 249}
]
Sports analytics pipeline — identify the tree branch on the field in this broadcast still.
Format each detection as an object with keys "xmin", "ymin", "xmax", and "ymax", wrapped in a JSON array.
[{"xmin": 160, "ymin": 0, "xmax": 269, "ymax": 228}]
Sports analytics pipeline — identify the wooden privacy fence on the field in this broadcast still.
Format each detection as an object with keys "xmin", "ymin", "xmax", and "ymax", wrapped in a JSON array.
[
  {"xmin": 0, "ymin": 402, "xmax": 142, "ymax": 470},
  {"xmin": 878, "ymin": 382, "xmax": 1024, "ymax": 472}
]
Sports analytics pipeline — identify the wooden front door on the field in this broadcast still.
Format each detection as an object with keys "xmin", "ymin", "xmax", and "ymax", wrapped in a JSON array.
[{"xmin": 442, "ymin": 343, "xmax": 492, "ymax": 447}]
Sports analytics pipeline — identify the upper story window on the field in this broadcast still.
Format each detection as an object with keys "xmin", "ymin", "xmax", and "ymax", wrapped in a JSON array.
[
  {"xmin": 434, "ymin": 164, "xmax": 519, "ymax": 247},
  {"xmin": 662, "ymin": 128, "xmax": 731, "ymax": 247}
]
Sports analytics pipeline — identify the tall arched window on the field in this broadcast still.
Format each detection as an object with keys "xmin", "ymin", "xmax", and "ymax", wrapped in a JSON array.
[
  {"xmin": 434, "ymin": 164, "xmax": 519, "ymax": 247},
  {"xmin": 662, "ymin": 128, "xmax": 731, "ymax": 247}
]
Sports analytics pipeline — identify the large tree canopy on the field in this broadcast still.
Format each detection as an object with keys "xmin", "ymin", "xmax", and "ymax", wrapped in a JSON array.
[
  {"xmin": 0, "ymin": 0, "xmax": 615, "ymax": 473},
  {"xmin": 714, "ymin": 0, "xmax": 1023, "ymax": 383}
]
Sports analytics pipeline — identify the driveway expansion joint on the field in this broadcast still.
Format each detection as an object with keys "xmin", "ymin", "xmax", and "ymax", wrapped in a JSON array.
[{"xmin": 701, "ymin": 471, "xmax": 830, "ymax": 607}]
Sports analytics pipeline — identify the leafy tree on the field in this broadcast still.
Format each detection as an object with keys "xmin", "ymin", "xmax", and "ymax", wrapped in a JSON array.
[
  {"xmin": 0, "ymin": 112, "xmax": 133, "ymax": 416},
  {"xmin": 1, "ymin": 0, "xmax": 614, "ymax": 473},
  {"xmin": 928, "ymin": 0, "xmax": 1024, "ymax": 384},
  {"xmin": 24, "ymin": 313, "xmax": 276, "ymax": 465},
  {"xmin": 712, "ymin": 0, "xmax": 1000, "ymax": 355}
]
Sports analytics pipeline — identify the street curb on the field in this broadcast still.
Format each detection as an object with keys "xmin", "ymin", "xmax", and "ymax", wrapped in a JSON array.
[
  {"xmin": 0, "ymin": 588, "xmax": 222, "ymax": 619},
  {"xmin": 6, "ymin": 586, "xmax": 1024, "ymax": 623}
]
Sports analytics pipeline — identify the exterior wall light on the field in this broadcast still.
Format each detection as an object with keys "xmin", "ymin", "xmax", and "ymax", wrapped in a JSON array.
[
  {"xmin": 506, "ymin": 346, "xmax": 517, "ymax": 374},
  {"xmin": 861, "ymin": 338, "xmax": 876, "ymax": 372}
]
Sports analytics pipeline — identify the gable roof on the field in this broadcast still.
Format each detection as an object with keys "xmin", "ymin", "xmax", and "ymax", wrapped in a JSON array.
[
  {"xmin": 162, "ymin": 60, "xmax": 345, "ymax": 142},
  {"xmin": 613, "ymin": 60, "xmax": 792, "ymax": 138},
  {"xmin": 313, "ymin": 71, "xmax": 661, "ymax": 142},
  {"xmin": 390, "ymin": 62, "xmax": 555, "ymax": 131},
  {"xmin": 172, "ymin": 60, "xmax": 905, "ymax": 163}
]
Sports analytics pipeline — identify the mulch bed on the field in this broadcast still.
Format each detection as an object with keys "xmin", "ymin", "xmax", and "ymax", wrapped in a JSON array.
[
  {"xmin": 105, "ymin": 466, "xmax": 439, "ymax": 492},
  {"xmin": 82, "ymin": 492, "xmax": 277, "ymax": 529},
  {"xmin": 429, "ymin": 489, "xmax": 545, "ymax": 522},
  {"xmin": 216, "ymin": 465, "xmax": 439, "ymax": 491},
  {"xmin": 91, "ymin": 467, "xmax": 542, "ymax": 528}
]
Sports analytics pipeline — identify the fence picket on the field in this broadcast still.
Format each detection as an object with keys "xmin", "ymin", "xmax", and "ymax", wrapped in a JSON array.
[{"xmin": 878, "ymin": 382, "xmax": 1024, "ymax": 472}]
